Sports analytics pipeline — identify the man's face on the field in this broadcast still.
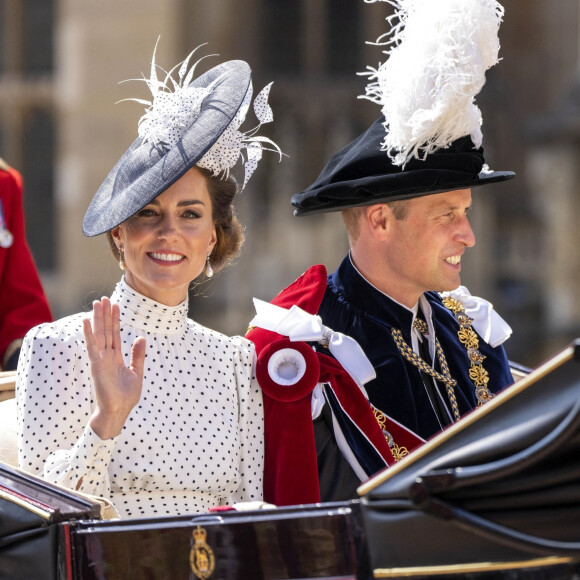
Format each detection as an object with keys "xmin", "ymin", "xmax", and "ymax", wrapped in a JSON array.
[{"xmin": 381, "ymin": 188, "xmax": 475, "ymax": 306}]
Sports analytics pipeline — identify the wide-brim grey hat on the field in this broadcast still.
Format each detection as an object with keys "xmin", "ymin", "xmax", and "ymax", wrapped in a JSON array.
[{"xmin": 83, "ymin": 59, "xmax": 252, "ymax": 237}]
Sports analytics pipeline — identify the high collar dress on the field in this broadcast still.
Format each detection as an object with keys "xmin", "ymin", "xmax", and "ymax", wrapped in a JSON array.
[{"xmin": 16, "ymin": 277, "xmax": 264, "ymax": 518}]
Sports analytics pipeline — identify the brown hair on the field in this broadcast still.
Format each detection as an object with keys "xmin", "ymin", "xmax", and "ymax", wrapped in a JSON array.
[
  {"xmin": 341, "ymin": 206, "xmax": 367, "ymax": 241},
  {"xmin": 341, "ymin": 200, "xmax": 409, "ymax": 241},
  {"xmin": 199, "ymin": 167, "xmax": 244, "ymax": 273},
  {"xmin": 105, "ymin": 167, "xmax": 244, "ymax": 275}
]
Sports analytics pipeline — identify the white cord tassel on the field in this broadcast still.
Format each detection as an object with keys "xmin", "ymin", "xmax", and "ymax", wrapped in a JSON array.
[{"xmin": 361, "ymin": 0, "xmax": 505, "ymax": 167}]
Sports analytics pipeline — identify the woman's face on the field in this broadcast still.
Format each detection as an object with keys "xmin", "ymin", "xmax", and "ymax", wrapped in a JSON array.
[{"xmin": 112, "ymin": 167, "xmax": 217, "ymax": 306}]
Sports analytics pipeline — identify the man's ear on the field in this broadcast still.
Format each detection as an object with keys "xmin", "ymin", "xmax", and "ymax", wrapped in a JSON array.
[{"xmin": 365, "ymin": 204, "xmax": 391, "ymax": 240}]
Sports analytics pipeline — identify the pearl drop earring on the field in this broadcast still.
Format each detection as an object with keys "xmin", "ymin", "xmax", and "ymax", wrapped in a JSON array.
[
  {"xmin": 118, "ymin": 247, "xmax": 126, "ymax": 271},
  {"xmin": 205, "ymin": 254, "xmax": 213, "ymax": 278}
]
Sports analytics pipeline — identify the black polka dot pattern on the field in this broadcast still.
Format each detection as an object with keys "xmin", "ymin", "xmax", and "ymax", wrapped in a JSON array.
[
  {"xmin": 16, "ymin": 277, "xmax": 264, "ymax": 518},
  {"xmin": 197, "ymin": 82, "xmax": 279, "ymax": 189},
  {"xmin": 252, "ymin": 82, "xmax": 274, "ymax": 124}
]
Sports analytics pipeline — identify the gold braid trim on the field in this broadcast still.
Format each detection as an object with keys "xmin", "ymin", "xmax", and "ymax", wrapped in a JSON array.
[
  {"xmin": 391, "ymin": 324, "xmax": 461, "ymax": 422},
  {"xmin": 441, "ymin": 296, "xmax": 494, "ymax": 406}
]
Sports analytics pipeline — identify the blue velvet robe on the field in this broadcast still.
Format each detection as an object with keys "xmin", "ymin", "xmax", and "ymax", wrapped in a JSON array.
[{"xmin": 318, "ymin": 255, "xmax": 514, "ymax": 441}]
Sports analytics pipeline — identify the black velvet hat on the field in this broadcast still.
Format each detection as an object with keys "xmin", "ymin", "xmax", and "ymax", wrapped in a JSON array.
[
  {"xmin": 83, "ymin": 44, "xmax": 279, "ymax": 236},
  {"xmin": 291, "ymin": 119, "xmax": 515, "ymax": 216},
  {"xmin": 292, "ymin": 0, "xmax": 514, "ymax": 216}
]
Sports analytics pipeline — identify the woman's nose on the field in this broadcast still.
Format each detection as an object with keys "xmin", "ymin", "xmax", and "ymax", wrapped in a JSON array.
[{"xmin": 157, "ymin": 215, "xmax": 178, "ymax": 239}]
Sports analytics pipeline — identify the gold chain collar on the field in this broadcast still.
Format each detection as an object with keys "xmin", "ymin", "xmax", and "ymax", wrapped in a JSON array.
[
  {"xmin": 372, "ymin": 405, "xmax": 410, "ymax": 462},
  {"xmin": 441, "ymin": 296, "xmax": 494, "ymax": 406},
  {"xmin": 370, "ymin": 297, "xmax": 495, "ymax": 461},
  {"xmin": 371, "ymin": 316, "xmax": 461, "ymax": 461},
  {"xmin": 391, "ymin": 323, "xmax": 461, "ymax": 422}
]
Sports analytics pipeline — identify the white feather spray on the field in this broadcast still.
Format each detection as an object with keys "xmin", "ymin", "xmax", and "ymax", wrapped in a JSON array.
[
  {"xmin": 122, "ymin": 40, "xmax": 282, "ymax": 190},
  {"xmin": 361, "ymin": 0, "xmax": 504, "ymax": 167}
]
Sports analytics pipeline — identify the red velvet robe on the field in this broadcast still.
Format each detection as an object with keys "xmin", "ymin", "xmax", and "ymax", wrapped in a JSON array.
[
  {"xmin": 246, "ymin": 265, "xmax": 423, "ymax": 506},
  {"xmin": 0, "ymin": 165, "xmax": 52, "ymax": 367}
]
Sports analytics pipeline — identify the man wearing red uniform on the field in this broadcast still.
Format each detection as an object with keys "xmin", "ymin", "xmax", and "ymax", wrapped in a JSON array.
[{"xmin": 0, "ymin": 159, "xmax": 52, "ymax": 371}]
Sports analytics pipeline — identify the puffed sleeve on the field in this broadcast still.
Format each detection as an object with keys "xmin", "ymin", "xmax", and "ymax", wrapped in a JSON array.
[
  {"xmin": 16, "ymin": 318, "xmax": 117, "ymax": 499},
  {"xmin": 227, "ymin": 336, "xmax": 264, "ymax": 504}
]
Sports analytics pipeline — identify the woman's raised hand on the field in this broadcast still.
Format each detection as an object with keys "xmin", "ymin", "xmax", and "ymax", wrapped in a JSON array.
[{"xmin": 83, "ymin": 297, "xmax": 146, "ymax": 439}]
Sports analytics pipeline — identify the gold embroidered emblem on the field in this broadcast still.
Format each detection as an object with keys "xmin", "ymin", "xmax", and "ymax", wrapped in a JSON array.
[
  {"xmin": 189, "ymin": 526, "xmax": 215, "ymax": 579},
  {"xmin": 441, "ymin": 296, "xmax": 463, "ymax": 315},
  {"xmin": 457, "ymin": 327, "xmax": 479, "ymax": 349}
]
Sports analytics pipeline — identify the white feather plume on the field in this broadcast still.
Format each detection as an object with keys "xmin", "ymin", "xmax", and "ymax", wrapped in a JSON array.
[{"xmin": 361, "ymin": 0, "xmax": 505, "ymax": 166}]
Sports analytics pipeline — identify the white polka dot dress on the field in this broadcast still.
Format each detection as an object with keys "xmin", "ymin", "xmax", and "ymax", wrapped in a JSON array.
[{"xmin": 16, "ymin": 277, "xmax": 264, "ymax": 518}]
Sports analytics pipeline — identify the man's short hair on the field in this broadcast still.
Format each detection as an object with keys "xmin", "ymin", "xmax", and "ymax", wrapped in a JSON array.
[{"xmin": 341, "ymin": 200, "xmax": 409, "ymax": 241}]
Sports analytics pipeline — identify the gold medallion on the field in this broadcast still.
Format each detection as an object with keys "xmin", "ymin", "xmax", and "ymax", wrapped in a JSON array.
[{"xmin": 189, "ymin": 526, "xmax": 215, "ymax": 579}]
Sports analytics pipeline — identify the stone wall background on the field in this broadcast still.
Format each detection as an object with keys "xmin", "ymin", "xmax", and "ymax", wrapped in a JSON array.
[{"xmin": 1, "ymin": 0, "xmax": 579, "ymax": 367}]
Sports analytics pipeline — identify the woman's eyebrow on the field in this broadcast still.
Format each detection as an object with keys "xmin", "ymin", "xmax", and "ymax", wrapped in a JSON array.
[
  {"xmin": 147, "ymin": 199, "xmax": 206, "ymax": 207},
  {"xmin": 177, "ymin": 199, "xmax": 206, "ymax": 207}
]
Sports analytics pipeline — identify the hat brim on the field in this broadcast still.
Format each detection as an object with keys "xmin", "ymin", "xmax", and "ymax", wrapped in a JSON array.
[
  {"xmin": 83, "ymin": 60, "xmax": 252, "ymax": 236},
  {"xmin": 292, "ymin": 168, "xmax": 515, "ymax": 216}
]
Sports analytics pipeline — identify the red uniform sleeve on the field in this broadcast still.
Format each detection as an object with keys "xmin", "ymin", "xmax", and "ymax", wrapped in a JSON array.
[{"xmin": 0, "ymin": 167, "xmax": 52, "ymax": 361}]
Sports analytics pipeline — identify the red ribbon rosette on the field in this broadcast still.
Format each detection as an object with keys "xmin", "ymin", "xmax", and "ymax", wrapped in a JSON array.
[{"xmin": 255, "ymin": 337, "xmax": 321, "ymax": 504}]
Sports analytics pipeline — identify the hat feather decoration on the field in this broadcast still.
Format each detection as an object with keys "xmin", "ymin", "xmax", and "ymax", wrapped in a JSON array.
[
  {"xmin": 290, "ymin": 0, "xmax": 514, "ymax": 216},
  {"xmin": 122, "ymin": 42, "xmax": 216, "ymax": 151},
  {"xmin": 124, "ymin": 39, "xmax": 282, "ymax": 189},
  {"xmin": 197, "ymin": 80, "xmax": 279, "ymax": 189},
  {"xmin": 361, "ymin": 0, "xmax": 504, "ymax": 167}
]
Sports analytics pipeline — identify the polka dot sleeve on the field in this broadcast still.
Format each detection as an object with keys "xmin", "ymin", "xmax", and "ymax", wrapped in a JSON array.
[
  {"xmin": 225, "ymin": 337, "xmax": 264, "ymax": 505},
  {"xmin": 16, "ymin": 315, "xmax": 117, "ymax": 499},
  {"xmin": 44, "ymin": 425, "xmax": 116, "ymax": 497}
]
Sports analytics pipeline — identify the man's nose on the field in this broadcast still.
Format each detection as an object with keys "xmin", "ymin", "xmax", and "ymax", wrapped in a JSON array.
[{"xmin": 457, "ymin": 216, "xmax": 475, "ymax": 247}]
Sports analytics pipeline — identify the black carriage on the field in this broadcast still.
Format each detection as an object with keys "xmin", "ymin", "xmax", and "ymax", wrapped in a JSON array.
[{"xmin": 2, "ymin": 340, "xmax": 580, "ymax": 579}]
